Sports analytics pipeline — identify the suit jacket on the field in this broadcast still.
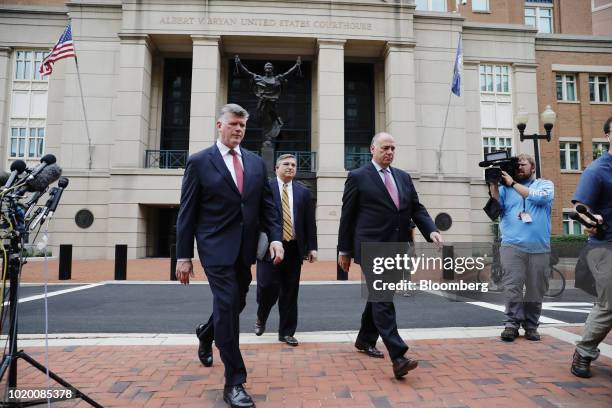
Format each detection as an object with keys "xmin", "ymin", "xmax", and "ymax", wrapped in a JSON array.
[
  {"xmin": 337, "ymin": 162, "xmax": 437, "ymax": 264},
  {"xmin": 176, "ymin": 144, "xmax": 281, "ymax": 267},
  {"xmin": 269, "ymin": 179, "xmax": 318, "ymax": 259}
]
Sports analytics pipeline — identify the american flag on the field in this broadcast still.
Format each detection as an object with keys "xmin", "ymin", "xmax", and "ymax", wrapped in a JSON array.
[{"xmin": 39, "ymin": 23, "xmax": 76, "ymax": 76}]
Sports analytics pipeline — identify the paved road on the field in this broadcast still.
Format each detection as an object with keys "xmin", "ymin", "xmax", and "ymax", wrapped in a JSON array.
[{"xmin": 9, "ymin": 283, "xmax": 594, "ymax": 334}]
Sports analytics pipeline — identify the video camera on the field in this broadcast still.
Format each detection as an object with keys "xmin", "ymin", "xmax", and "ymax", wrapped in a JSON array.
[{"xmin": 478, "ymin": 150, "xmax": 519, "ymax": 185}]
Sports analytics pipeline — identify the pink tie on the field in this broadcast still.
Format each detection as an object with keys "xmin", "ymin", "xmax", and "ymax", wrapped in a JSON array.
[
  {"xmin": 229, "ymin": 149, "xmax": 244, "ymax": 194},
  {"xmin": 382, "ymin": 169, "xmax": 400, "ymax": 209}
]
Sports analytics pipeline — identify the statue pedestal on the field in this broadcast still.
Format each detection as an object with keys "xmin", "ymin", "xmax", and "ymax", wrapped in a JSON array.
[{"xmin": 261, "ymin": 143, "xmax": 275, "ymax": 177}]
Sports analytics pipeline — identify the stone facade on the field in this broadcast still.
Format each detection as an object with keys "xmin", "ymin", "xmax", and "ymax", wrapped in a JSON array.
[{"xmin": 0, "ymin": 0, "xmax": 608, "ymax": 260}]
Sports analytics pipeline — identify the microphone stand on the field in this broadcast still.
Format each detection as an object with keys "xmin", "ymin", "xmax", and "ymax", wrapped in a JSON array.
[{"xmin": 0, "ymin": 193, "xmax": 101, "ymax": 407}]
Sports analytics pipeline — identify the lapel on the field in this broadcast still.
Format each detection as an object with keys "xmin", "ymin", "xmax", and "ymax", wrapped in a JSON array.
[
  {"xmin": 241, "ymin": 148, "xmax": 253, "ymax": 197},
  {"xmin": 270, "ymin": 178, "xmax": 281, "ymax": 213},
  {"xmin": 209, "ymin": 145, "xmax": 241, "ymax": 196},
  {"xmin": 291, "ymin": 182, "xmax": 299, "ymax": 222},
  {"xmin": 366, "ymin": 163, "xmax": 397, "ymax": 210}
]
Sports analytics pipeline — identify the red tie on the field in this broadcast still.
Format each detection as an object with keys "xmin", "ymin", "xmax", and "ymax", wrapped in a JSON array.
[{"xmin": 229, "ymin": 149, "xmax": 243, "ymax": 194}]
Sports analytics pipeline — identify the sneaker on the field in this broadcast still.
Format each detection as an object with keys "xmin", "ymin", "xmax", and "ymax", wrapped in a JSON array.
[
  {"xmin": 524, "ymin": 329, "xmax": 541, "ymax": 341},
  {"xmin": 500, "ymin": 327, "xmax": 519, "ymax": 342},
  {"xmin": 571, "ymin": 350, "xmax": 592, "ymax": 378}
]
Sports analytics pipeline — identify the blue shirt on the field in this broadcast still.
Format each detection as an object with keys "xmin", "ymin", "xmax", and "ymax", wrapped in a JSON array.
[
  {"xmin": 499, "ymin": 178, "xmax": 555, "ymax": 253},
  {"xmin": 572, "ymin": 150, "xmax": 612, "ymax": 243}
]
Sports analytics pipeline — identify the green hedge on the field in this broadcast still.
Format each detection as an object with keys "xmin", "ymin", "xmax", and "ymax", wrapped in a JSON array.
[{"xmin": 551, "ymin": 234, "xmax": 588, "ymax": 243}]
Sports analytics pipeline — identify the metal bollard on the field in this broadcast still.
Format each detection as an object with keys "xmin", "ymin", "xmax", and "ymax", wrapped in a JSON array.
[
  {"xmin": 114, "ymin": 244, "xmax": 127, "ymax": 280},
  {"xmin": 170, "ymin": 244, "xmax": 177, "ymax": 281},
  {"xmin": 58, "ymin": 244, "xmax": 72, "ymax": 280}
]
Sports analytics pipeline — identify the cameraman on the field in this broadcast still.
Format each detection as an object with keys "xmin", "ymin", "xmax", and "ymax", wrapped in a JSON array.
[
  {"xmin": 489, "ymin": 154, "xmax": 554, "ymax": 342},
  {"xmin": 570, "ymin": 117, "xmax": 612, "ymax": 378}
]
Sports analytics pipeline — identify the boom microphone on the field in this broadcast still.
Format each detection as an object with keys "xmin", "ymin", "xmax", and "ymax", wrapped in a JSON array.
[
  {"xmin": 3, "ymin": 159, "xmax": 27, "ymax": 189},
  {"xmin": 46, "ymin": 177, "xmax": 68, "ymax": 217},
  {"xmin": 26, "ymin": 154, "xmax": 56, "ymax": 180},
  {"xmin": 16, "ymin": 164, "xmax": 62, "ymax": 194}
]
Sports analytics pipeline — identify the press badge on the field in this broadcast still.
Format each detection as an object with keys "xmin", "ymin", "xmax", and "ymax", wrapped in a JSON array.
[{"xmin": 519, "ymin": 212, "xmax": 532, "ymax": 223}]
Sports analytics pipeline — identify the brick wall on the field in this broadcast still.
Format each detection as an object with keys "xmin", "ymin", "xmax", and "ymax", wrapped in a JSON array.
[{"xmin": 536, "ymin": 51, "xmax": 612, "ymax": 235}]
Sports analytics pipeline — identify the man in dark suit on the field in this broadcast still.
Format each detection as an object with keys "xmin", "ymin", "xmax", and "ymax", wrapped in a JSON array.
[
  {"xmin": 176, "ymin": 103, "xmax": 283, "ymax": 408},
  {"xmin": 254, "ymin": 154, "xmax": 318, "ymax": 346},
  {"xmin": 337, "ymin": 132, "xmax": 443, "ymax": 379}
]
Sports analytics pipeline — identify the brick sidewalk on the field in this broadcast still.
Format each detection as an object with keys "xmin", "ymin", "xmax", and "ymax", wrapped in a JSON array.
[
  {"xmin": 12, "ymin": 331, "xmax": 612, "ymax": 407},
  {"xmin": 20, "ymin": 259, "xmax": 359, "ymax": 283}
]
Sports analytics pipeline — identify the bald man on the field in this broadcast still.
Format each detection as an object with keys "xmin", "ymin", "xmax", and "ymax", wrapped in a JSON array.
[{"xmin": 337, "ymin": 132, "xmax": 443, "ymax": 379}]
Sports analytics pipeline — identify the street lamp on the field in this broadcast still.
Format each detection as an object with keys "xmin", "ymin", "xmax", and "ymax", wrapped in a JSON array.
[{"xmin": 515, "ymin": 105, "xmax": 557, "ymax": 178}]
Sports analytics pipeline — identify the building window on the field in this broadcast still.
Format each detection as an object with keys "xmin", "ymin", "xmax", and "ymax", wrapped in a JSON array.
[
  {"xmin": 10, "ymin": 127, "xmax": 45, "ymax": 158},
  {"xmin": 415, "ymin": 0, "xmax": 446, "ymax": 12},
  {"xmin": 556, "ymin": 74, "xmax": 576, "ymax": 101},
  {"xmin": 472, "ymin": 0, "xmax": 489, "ymax": 11},
  {"xmin": 15, "ymin": 50, "xmax": 47, "ymax": 81},
  {"xmin": 525, "ymin": 3, "xmax": 554, "ymax": 33},
  {"xmin": 480, "ymin": 64, "xmax": 510, "ymax": 93},
  {"xmin": 593, "ymin": 142, "xmax": 610, "ymax": 159},
  {"xmin": 9, "ymin": 50, "xmax": 49, "ymax": 161},
  {"xmin": 482, "ymin": 136, "xmax": 512, "ymax": 158},
  {"xmin": 560, "ymin": 142, "xmax": 580, "ymax": 170},
  {"xmin": 562, "ymin": 213, "xmax": 583, "ymax": 235},
  {"xmin": 589, "ymin": 75, "xmax": 609, "ymax": 102}
]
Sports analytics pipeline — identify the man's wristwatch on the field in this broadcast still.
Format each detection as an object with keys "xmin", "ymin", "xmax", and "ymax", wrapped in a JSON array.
[{"xmin": 510, "ymin": 181, "xmax": 517, "ymax": 188}]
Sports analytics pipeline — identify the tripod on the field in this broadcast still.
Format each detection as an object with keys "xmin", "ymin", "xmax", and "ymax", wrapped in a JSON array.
[{"xmin": 0, "ymin": 219, "xmax": 101, "ymax": 406}]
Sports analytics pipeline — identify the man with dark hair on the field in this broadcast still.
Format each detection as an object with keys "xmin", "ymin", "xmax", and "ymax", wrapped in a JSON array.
[
  {"xmin": 337, "ymin": 132, "xmax": 443, "ymax": 379},
  {"xmin": 489, "ymin": 153, "xmax": 554, "ymax": 342},
  {"xmin": 570, "ymin": 116, "xmax": 612, "ymax": 378},
  {"xmin": 254, "ymin": 154, "xmax": 318, "ymax": 346},
  {"xmin": 176, "ymin": 103, "xmax": 284, "ymax": 408}
]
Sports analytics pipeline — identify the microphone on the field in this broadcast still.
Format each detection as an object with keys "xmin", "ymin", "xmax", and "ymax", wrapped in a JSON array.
[
  {"xmin": 26, "ymin": 154, "xmax": 56, "ymax": 180},
  {"xmin": 3, "ymin": 160, "xmax": 27, "ymax": 189},
  {"xmin": 29, "ymin": 177, "xmax": 69, "ymax": 231},
  {"xmin": 15, "ymin": 164, "xmax": 62, "ymax": 194},
  {"xmin": 46, "ymin": 177, "xmax": 68, "ymax": 218},
  {"xmin": 575, "ymin": 204, "xmax": 605, "ymax": 228}
]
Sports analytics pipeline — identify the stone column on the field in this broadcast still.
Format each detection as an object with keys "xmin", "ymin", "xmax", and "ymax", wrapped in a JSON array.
[
  {"xmin": 112, "ymin": 34, "xmax": 154, "ymax": 168},
  {"xmin": 315, "ymin": 39, "xmax": 345, "ymax": 261},
  {"xmin": 0, "ymin": 47, "xmax": 11, "ymax": 161},
  {"xmin": 189, "ymin": 35, "xmax": 220, "ymax": 154},
  {"xmin": 384, "ymin": 41, "xmax": 417, "ymax": 172},
  {"xmin": 316, "ymin": 39, "xmax": 345, "ymax": 172}
]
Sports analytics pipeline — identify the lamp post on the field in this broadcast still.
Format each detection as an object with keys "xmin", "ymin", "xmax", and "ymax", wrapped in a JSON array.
[{"xmin": 515, "ymin": 105, "xmax": 557, "ymax": 178}]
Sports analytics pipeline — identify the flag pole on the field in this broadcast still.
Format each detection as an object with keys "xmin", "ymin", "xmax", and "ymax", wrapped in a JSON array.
[
  {"xmin": 436, "ymin": 33, "xmax": 462, "ymax": 176},
  {"xmin": 436, "ymin": 90, "xmax": 453, "ymax": 175},
  {"xmin": 70, "ymin": 23, "xmax": 93, "ymax": 170}
]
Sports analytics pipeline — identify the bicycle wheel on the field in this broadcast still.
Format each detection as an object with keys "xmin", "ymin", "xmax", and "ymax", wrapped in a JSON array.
[{"xmin": 545, "ymin": 266, "xmax": 566, "ymax": 298}]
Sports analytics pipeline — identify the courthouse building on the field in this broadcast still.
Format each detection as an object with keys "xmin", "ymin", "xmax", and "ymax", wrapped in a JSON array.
[{"xmin": 0, "ymin": 0, "xmax": 610, "ymax": 260}]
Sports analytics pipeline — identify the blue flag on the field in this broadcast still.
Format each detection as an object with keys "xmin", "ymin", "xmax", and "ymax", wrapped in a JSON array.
[{"xmin": 451, "ymin": 34, "xmax": 462, "ymax": 97}]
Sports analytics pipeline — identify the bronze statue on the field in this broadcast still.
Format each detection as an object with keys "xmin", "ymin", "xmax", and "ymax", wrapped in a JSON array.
[{"xmin": 234, "ymin": 55, "xmax": 302, "ymax": 145}]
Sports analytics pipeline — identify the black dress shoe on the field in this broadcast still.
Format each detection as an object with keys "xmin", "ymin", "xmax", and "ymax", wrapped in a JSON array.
[
  {"xmin": 195, "ymin": 324, "xmax": 213, "ymax": 367},
  {"xmin": 392, "ymin": 356, "xmax": 418, "ymax": 379},
  {"xmin": 354, "ymin": 339, "xmax": 384, "ymax": 359},
  {"xmin": 278, "ymin": 335, "xmax": 299, "ymax": 346},
  {"xmin": 223, "ymin": 384, "xmax": 255, "ymax": 408},
  {"xmin": 254, "ymin": 319, "xmax": 266, "ymax": 336},
  {"xmin": 571, "ymin": 350, "xmax": 592, "ymax": 378}
]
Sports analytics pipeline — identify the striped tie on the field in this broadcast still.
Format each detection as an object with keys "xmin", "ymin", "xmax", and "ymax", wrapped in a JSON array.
[{"xmin": 282, "ymin": 183, "xmax": 293, "ymax": 241}]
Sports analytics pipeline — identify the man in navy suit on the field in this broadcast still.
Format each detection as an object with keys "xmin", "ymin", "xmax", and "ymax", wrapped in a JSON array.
[
  {"xmin": 176, "ymin": 103, "xmax": 284, "ymax": 408},
  {"xmin": 254, "ymin": 154, "xmax": 318, "ymax": 346},
  {"xmin": 337, "ymin": 132, "xmax": 443, "ymax": 379}
]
